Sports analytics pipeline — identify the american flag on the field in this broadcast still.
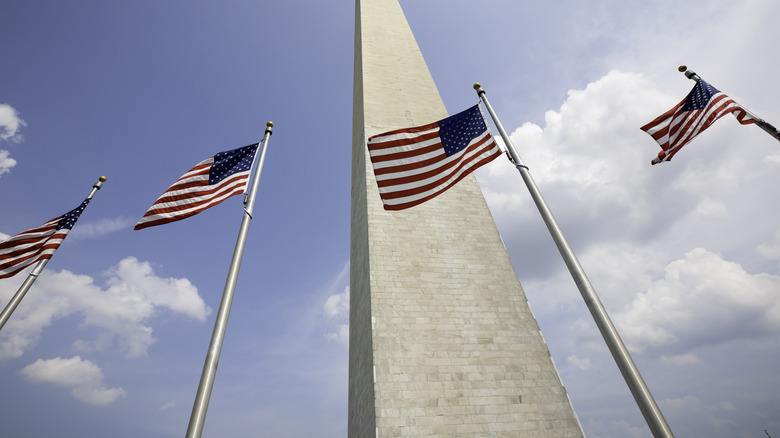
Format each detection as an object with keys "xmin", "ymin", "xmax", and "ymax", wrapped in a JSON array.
[
  {"xmin": 641, "ymin": 79, "xmax": 756, "ymax": 165},
  {"xmin": 134, "ymin": 143, "xmax": 259, "ymax": 230},
  {"xmin": 0, "ymin": 199, "xmax": 91, "ymax": 279},
  {"xmin": 367, "ymin": 104, "xmax": 501, "ymax": 210}
]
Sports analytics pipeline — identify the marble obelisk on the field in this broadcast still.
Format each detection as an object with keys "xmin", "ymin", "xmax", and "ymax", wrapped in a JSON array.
[{"xmin": 349, "ymin": 0, "xmax": 584, "ymax": 436}]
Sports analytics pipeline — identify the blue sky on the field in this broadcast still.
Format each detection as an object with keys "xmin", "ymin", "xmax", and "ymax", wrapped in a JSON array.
[{"xmin": 2, "ymin": 1, "xmax": 779, "ymax": 437}]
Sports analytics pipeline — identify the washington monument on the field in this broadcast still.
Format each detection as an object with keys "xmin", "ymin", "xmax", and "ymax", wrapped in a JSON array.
[{"xmin": 349, "ymin": 0, "xmax": 584, "ymax": 436}]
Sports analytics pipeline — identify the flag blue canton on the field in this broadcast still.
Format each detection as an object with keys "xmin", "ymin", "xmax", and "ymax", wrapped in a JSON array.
[
  {"xmin": 56, "ymin": 199, "xmax": 91, "ymax": 230},
  {"xmin": 681, "ymin": 80, "xmax": 720, "ymax": 112},
  {"xmin": 439, "ymin": 105, "xmax": 489, "ymax": 157},
  {"xmin": 209, "ymin": 144, "xmax": 259, "ymax": 185}
]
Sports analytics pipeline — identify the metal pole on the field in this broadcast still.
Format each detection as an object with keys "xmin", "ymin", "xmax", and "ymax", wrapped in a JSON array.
[
  {"xmin": 474, "ymin": 83, "xmax": 674, "ymax": 438},
  {"xmin": 679, "ymin": 65, "xmax": 780, "ymax": 142},
  {"xmin": 185, "ymin": 121, "xmax": 274, "ymax": 438},
  {"xmin": 0, "ymin": 260, "xmax": 49, "ymax": 332},
  {"xmin": 0, "ymin": 176, "xmax": 106, "ymax": 332}
]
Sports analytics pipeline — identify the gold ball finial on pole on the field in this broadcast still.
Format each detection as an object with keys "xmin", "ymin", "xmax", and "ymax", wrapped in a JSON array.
[
  {"xmin": 678, "ymin": 65, "xmax": 700, "ymax": 81},
  {"xmin": 473, "ymin": 82, "xmax": 482, "ymax": 90},
  {"xmin": 92, "ymin": 175, "xmax": 107, "ymax": 192},
  {"xmin": 266, "ymin": 121, "xmax": 274, "ymax": 128}
]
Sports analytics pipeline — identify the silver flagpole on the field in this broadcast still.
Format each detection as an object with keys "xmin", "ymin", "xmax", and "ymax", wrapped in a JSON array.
[
  {"xmin": 0, "ymin": 176, "xmax": 106, "ymax": 332},
  {"xmin": 185, "ymin": 121, "xmax": 274, "ymax": 438},
  {"xmin": 679, "ymin": 65, "xmax": 780, "ymax": 142},
  {"xmin": 474, "ymin": 83, "xmax": 675, "ymax": 438}
]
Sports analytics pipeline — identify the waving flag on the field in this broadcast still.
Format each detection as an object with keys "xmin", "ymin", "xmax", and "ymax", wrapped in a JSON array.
[
  {"xmin": 367, "ymin": 104, "xmax": 501, "ymax": 210},
  {"xmin": 641, "ymin": 79, "xmax": 756, "ymax": 165},
  {"xmin": 0, "ymin": 199, "xmax": 91, "ymax": 279},
  {"xmin": 135, "ymin": 143, "xmax": 259, "ymax": 230}
]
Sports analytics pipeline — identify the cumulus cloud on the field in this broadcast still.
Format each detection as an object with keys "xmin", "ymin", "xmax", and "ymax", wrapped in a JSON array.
[
  {"xmin": 0, "ymin": 257, "xmax": 210, "ymax": 360},
  {"xmin": 615, "ymin": 248, "xmax": 780, "ymax": 354},
  {"xmin": 0, "ymin": 103, "xmax": 25, "ymax": 176},
  {"xmin": 756, "ymin": 230, "xmax": 780, "ymax": 270},
  {"xmin": 20, "ymin": 356, "xmax": 126, "ymax": 405},
  {"xmin": 0, "ymin": 150, "xmax": 16, "ymax": 176},
  {"xmin": 477, "ymin": 70, "xmax": 687, "ymax": 280},
  {"xmin": 477, "ymin": 69, "xmax": 780, "ymax": 348},
  {"xmin": 0, "ymin": 104, "xmax": 25, "ymax": 143},
  {"xmin": 474, "ymin": 66, "xmax": 780, "ymax": 438}
]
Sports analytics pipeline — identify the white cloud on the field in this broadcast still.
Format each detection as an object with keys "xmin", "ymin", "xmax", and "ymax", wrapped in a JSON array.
[
  {"xmin": 68, "ymin": 217, "xmax": 136, "ymax": 240},
  {"xmin": 159, "ymin": 401, "xmax": 176, "ymax": 411},
  {"xmin": 321, "ymin": 263, "xmax": 350, "ymax": 346},
  {"xmin": 0, "ymin": 103, "xmax": 25, "ymax": 176},
  {"xmin": 478, "ymin": 68, "xmax": 780, "ymax": 346},
  {"xmin": 661, "ymin": 395, "xmax": 738, "ymax": 431},
  {"xmin": 326, "ymin": 324, "xmax": 349, "ymax": 346},
  {"xmin": 566, "ymin": 355, "xmax": 591, "ymax": 370},
  {"xmin": 0, "ymin": 257, "xmax": 210, "ymax": 360},
  {"xmin": 101, "ymin": 257, "xmax": 209, "ymax": 323},
  {"xmin": 692, "ymin": 198, "xmax": 727, "ymax": 219},
  {"xmin": 20, "ymin": 356, "xmax": 126, "ymax": 405},
  {"xmin": 615, "ymin": 248, "xmax": 780, "ymax": 354},
  {"xmin": 324, "ymin": 286, "xmax": 349, "ymax": 346},
  {"xmin": 476, "ymin": 63, "xmax": 780, "ymax": 437},
  {"xmin": 756, "ymin": 230, "xmax": 780, "ymax": 270},
  {"xmin": 477, "ymin": 70, "xmax": 681, "ymax": 280},
  {"xmin": 0, "ymin": 149, "xmax": 17, "ymax": 176},
  {"xmin": 0, "ymin": 103, "xmax": 25, "ymax": 143},
  {"xmin": 324, "ymin": 286, "xmax": 349, "ymax": 319}
]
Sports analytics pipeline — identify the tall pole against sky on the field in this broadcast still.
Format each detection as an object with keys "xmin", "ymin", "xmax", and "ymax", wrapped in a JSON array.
[
  {"xmin": 476, "ymin": 83, "xmax": 675, "ymax": 438},
  {"xmin": 350, "ymin": 0, "xmax": 583, "ymax": 436},
  {"xmin": 185, "ymin": 122, "xmax": 273, "ymax": 438}
]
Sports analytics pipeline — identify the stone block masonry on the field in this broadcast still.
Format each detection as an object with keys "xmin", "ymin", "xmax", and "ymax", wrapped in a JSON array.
[{"xmin": 349, "ymin": 0, "xmax": 584, "ymax": 436}]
